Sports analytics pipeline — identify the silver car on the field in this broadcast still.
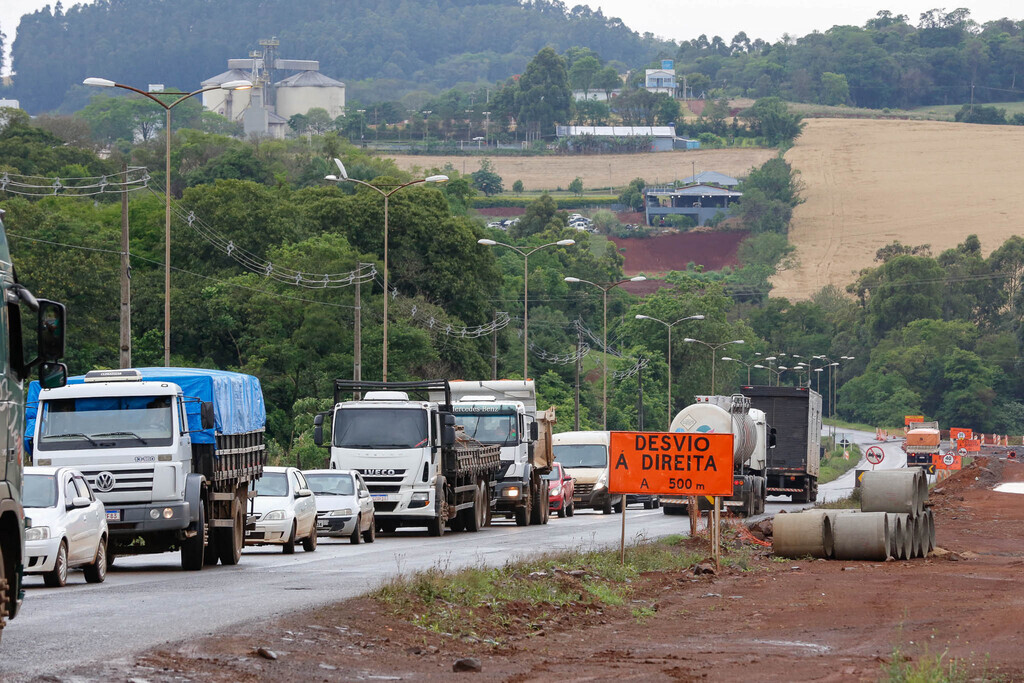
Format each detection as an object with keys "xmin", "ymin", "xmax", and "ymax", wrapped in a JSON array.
[{"xmin": 304, "ymin": 470, "xmax": 375, "ymax": 544}]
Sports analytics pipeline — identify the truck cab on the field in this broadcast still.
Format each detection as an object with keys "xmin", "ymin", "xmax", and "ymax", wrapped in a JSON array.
[{"xmin": 553, "ymin": 431, "xmax": 618, "ymax": 514}]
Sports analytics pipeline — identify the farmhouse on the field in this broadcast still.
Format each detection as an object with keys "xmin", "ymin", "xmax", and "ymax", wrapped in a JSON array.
[{"xmin": 644, "ymin": 172, "xmax": 742, "ymax": 226}]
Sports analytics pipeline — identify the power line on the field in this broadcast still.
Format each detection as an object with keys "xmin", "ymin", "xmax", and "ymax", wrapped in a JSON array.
[{"xmin": 0, "ymin": 168, "xmax": 151, "ymax": 197}]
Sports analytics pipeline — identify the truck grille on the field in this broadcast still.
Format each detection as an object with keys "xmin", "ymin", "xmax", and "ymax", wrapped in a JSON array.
[
  {"xmin": 575, "ymin": 483, "xmax": 595, "ymax": 497},
  {"xmin": 358, "ymin": 469, "xmax": 407, "ymax": 484},
  {"xmin": 80, "ymin": 467, "xmax": 154, "ymax": 494}
]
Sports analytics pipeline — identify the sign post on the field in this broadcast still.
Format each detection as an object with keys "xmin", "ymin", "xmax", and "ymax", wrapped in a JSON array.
[
  {"xmin": 865, "ymin": 445, "xmax": 884, "ymax": 470},
  {"xmin": 610, "ymin": 431, "xmax": 735, "ymax": 566}
]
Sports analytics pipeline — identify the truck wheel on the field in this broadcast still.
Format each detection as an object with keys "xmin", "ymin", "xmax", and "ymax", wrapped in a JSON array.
[
  {"xmin": 44, "ymin": 541, "xmax": 69, "ymax": 587},
  {"xmin": 541, "ymin": 495, "xmax": 550, "ymax": 524},
  {"xmin": 83, "ymin": 536, "xmax": 108, "ymax": 584},
  {"xmin": 466, "ymin": 481, "xmax": 486, "ymax": 532},
  {"xmin": 530, "ymin": 491, "xmax": 544, "ymax": 525},
  {"xmin": 427, "ymin": 514, "xmax": 446, "ymax": 537},
  {"xmin": 217, "ymin": 495, "xmax": 245, "ymax": 566},
  {"xmin": 283, "ymin": 522, "xmax": 297, "ymax": 554},
  {"xmin": 514, "ymin": 494, "xmax": 531, "ymax": 526},
  {"xmin": 204, "ymin": 532, "xmax": 220, "ymax": 566},
  {"xmin": 181, "ymin": 499, "xmax": 207, "ymax": 571},
  {"xmin": 810, "ymin": 481, "xmax": 819, "ymax": 502},
  {"xmin": 450, "ymin": 513, "xmax": 466, "ymax": 533},
  {"xmin": 643, "ymin": 499, "xmax": 653, "ymax": 510}
]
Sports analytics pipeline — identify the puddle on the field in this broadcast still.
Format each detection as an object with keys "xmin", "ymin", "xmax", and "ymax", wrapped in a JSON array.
[
  {"xmin": 751, "ymin": 639, "xmax": 831, "ymax": 654},
  {"xmin": 993, "ymin": 483, "xmax": 1024, "ymax": 495}
]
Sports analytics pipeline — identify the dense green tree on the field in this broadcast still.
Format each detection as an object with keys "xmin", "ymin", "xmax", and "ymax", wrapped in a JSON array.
[
  {"xmin": 740, "ymin": 97, "xmax": 805, "ymax": 145},
  {"xmin": 471, "ymin": 159, "xmax": 504, "ymax": 196},
  {"xmin": 515, "ymin": 47, "xmax": 572, "ymax": 138},
  {"xmin": 568, "ymin": 56, "xmax": 601, "ymax": 97},
  {"xmin": 568, "ymin": 177, "xmax": 583, "ymax": 196}
]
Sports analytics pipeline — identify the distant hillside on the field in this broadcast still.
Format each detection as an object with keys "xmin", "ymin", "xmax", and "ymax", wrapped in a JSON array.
[{"xmin": 9, "ymin": 0, "xmax": 670, "ymax": 113}]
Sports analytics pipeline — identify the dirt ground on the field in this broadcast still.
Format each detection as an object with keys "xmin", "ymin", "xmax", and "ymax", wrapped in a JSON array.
[
  {"xmin": 773, "ymin": 118, "xmax": 1024, "ymax": 300},
  {"xmin": 65, "ymin": 457, "xmax": 1024, "ymax": 682},
  {"xmin": 610, "ymin": 231, "xmax": 748, "ymax": 277},
  {"xmin": 386, "ymin": 149, "xmax": 776, "ymax": 193}
]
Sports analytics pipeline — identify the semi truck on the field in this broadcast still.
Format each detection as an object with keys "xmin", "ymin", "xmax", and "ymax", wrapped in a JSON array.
[
  {"xmin": 661, "ymin": 394, "xmax": 771, "ymax": 517},
  {"xmin": 0, "ymin": 207, "xmax": 69, "ymax": 645},
  {"xmin": 314, "ymin": 380, "xmax": 501, "ymax": 536},
  {"xmin": 26, "ymin": 367, "xmax": 267, "ymax": 571},
  {"xmin": 428, "ymin": 380, "xmax": 553, "ymax": 526},
  {"xmin": 741, "ymin": 385, "xmax": 822, "ymax": 503}
]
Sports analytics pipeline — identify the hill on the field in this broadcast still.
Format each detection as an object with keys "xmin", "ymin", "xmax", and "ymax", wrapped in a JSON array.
[
  {"xmin": 8, "ymin": 0, "xmax": 668, "ymax": 113},
  {"xmin": 772, "ymin": 118, "xmax": 1024, "ymax": 300}
]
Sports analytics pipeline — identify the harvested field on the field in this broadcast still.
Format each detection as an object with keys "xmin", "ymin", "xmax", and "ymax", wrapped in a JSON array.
[
  {"xmin": 387, "ymin": 149, "xmax": 776, "ymax": 192},
  {"xmin": 773, "ymin": 118, "xmax": 1024, "ymax": 300},
  {"xmin": 611, "ymin": 231, "xmax": 747, "ymax": 276}
]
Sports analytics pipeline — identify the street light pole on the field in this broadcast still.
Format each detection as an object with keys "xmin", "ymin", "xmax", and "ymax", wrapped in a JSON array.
[
  {"xmin": 85, "ymin": 77, "xmax": 252, "ymax": 366},
  {"xmin": 721, "ymin": 356, "xmax": 753, "ymax": 384},
  {"xmin": 683, "ymin": 338, "xmax": 745, "ymax": 394},
  {"xmin": 635, "ymin": 314, "xmax": 704, "ymax": 427},
  {"xmin": 566, "ymin": 276, "xmax": 647, "ymax": 429},
  {"xmin": 327, "ymin": 159, "xmax": 448, "ymax": 381},
  {"xmin": 479, "ymin": 238, "xmax": 576, "ymax": 379}
]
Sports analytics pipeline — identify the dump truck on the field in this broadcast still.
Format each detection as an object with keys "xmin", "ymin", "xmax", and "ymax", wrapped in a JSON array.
[
  {"xmin": 0, "ymin": 207, "xmax": 69, "ymax": 645},
  {"xmin": 315, "ymin": 380, "xmax": 501, "ymax": 536},
  {"xmin": 661, "ymin": 394, "xmax": 772, "ymax": 517},
  {"xmin": 741, "ymin": 385, "xmax": 822, "ymax": 503},
  {"xmin": 27, "ymin": 368, "xmax": 267, "ymax": 571},
  {"xmin": 904, "ymin": 420, "xmax": 941, "ymax": 468},
  {"xmin": 428, "ymin": 380, "xmax": 553, "ymax": 526}
]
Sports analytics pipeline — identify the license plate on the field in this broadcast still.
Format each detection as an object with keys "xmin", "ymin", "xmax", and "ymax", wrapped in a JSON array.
[
  {"xmin": 316, "ymin": 519, "xmax": 328, "ymax": 528},
  {"xmin": 106, "ymin": 510, "xmax": 121, "ymax": 521},
  {"xmin": 371, "ymin": 493, "xmax": 391, "ymax": 502}
]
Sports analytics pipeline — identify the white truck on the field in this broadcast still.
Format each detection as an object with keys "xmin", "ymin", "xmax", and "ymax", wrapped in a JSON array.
[
  {"xmin": 314, "ymin": 380, "xmax": 501, "ymax": 536},
  {"xmin": 661, "ymin": 394, "xmax": 771, "ymax": 517},
  {"xmin": 430, "ymin": 380, "xmax": 554, "ymax": 526},
  {"xmin": 26, "ymin": 368, "xmax": 267, "ymax": 570}
]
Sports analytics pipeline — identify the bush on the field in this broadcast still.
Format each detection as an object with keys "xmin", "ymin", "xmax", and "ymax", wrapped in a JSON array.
[{"xmin": 470, "ymin": 196, "xmax": 620, "ymax": 209}]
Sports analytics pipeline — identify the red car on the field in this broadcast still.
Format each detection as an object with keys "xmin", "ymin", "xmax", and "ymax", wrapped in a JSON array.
[{"xmin": 544, "ymin": 463, "xmax": 575, "ymax": 517}]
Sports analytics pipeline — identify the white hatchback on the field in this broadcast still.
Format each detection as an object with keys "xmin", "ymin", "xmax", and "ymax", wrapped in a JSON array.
[
  {"xmin": 23, "ymin": 466, "xmax": 108, "ymax": 587},
  {"xmin": 245, "ymin": 466, "xmax": 318, "ymax": 554},
  {"xmin": 304, "ymin": 469, "xmax": 376, "ymax": 544}
]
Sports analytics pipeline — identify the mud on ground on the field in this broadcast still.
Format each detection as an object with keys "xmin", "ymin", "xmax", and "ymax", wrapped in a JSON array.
[{"xmin": 63, "ymin": 458, "xmax": 1024, "ymax": 682}]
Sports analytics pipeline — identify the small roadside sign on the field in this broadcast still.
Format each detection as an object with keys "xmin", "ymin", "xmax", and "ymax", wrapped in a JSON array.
[
  {"xmin": 609, "ymin": 432, "xmax": 735, "ymax": 496},
  {"xmin": 866, "ymin": 446, "xmax": 885, "ymax": 465},
  {"xmin": 843, "ymin": 450, "xmax": 850, "ymax": 460},
  {"xmin": 905, "ymin": 415, "xmax": 925, "ymax": 426},
  {"xmin": 837, "ymin": 437, "xmax": 851, "ymax": 448},
  {"xmin": 952, "ymin": 428, "xmax": 972, "ymax": 441},
  {"xmin": 957, "ymin": 446, "xmax": 968, "ymax": 457},
  {"xmin": 855, "ymin": 469, "xmax": 867, "ymax": 487},
  {"xmin": 934, "ymin": 452, "xmax": 962, "ymax": 471}
]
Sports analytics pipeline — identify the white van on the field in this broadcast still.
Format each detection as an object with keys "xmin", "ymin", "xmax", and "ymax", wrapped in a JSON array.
[{"xmin": 552, "ymin": 431, "xmax": 619, "ymax": 514}]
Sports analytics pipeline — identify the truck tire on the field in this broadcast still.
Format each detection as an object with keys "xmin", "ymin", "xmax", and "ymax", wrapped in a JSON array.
[
  {"xmin": 529, "ymin": 480, "xmax": 545, "ymax": 525},
  {"xmin": 204, "ymin": 533, "xmax": 220, "ymax": 566},
  {"xmin": 450, "ymin": 513, "xmax": 466, "ymax": 533},
  {"xmin": 663, "ymin": 505, "xmax": 683, "ymax": 516},
  {"xmin": 466, "ymin": 480, "xmax": 487, "ymax": 532},
  {"xmin": 514, "ymin": 494, "xmax": 531, "ymax": 526},
  {"xmin": 83, "ymin": 536, "xmax": 108, "ymax": 584},
  {"xmin": 427, "ymin": 514, "xmax": 446, "ymax": 537},
  {"xmin": 810, "ymin": 480, "xmax": 819, "ymax": 503},
  {"xmin": 181, "ymin": 499, "xmax": 207, "ymax": 571},
  {"xmin": 217, "ymin": 493, "xmax": 245, "ymax": 566}
]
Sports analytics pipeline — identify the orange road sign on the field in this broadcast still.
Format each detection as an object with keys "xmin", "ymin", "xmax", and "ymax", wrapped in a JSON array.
[
  {"xmin": 608, "ymin": 432, "xmax": 734, "ymax": 496},
  {"xmin": 934, "ymin": 452, "xmax": 962, "ymax": 470},
  {"xmin": 952, "ymin": 428, "xmax": 973, "ymax": 441},
  {"xmin": 957, "ymin": 438, "xmax": 981, "ymax": 453},
  {"xmin": 905, "ymin": 415, "xmax": 924, "ymax": 426}
]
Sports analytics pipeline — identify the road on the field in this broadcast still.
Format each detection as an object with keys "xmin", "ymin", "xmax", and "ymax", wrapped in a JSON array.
[{"xmin": 0, "ymin": 427, "xmax": 905, "ymax": 679}]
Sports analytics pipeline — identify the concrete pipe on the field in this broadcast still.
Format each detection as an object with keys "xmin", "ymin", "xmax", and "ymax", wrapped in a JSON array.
[
  {"xmin": 905, "ymin": 515, "xmax": 920, "ymax": 558},
  {"xmin": 916, "ymin": 512, "xmax": 930, "ymax": 558},
  {"xmin": 926, "ymin": 510, "xmax": 936, "ymax": 554},
  {"xmin": 893, "ymin": 513, "xmax": 913, "ymax": 560},
  {"xmin": 833, "ymin": 511, "xmax": 890, "ymax": 561},
  {"xmin": 773, "ymin": 512, "xmax": 834, "ymax": 559},
  {"xmin": 886, "ymin": 514, "xmax": 905, "ymax": 560},
  {"xmin": 860, "ymin": 469, "xmax": 923, "ymax": 516}
]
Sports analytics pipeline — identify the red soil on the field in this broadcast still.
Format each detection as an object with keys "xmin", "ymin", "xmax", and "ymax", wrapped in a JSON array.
[{"xmin": 611, "ymin": 230, "xmax": 748, "ymax": 276}]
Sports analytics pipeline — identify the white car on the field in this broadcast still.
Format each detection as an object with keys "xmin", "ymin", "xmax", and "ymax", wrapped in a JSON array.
[
  {"xmin": 304, "ymin": 469, "xmax": 376, "ymax": 544},
  {"xmin": 245, "ymin": 466, "xmax": 317, "ymax": 554},
  {"xmin": 23, "ymin": 466, "xmax": 108, "ymax": 587}
]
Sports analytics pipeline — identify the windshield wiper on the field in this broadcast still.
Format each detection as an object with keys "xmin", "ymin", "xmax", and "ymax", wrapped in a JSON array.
[
  {"xmin": 44, "ymin": 432, "xmax": 100, "ymax": 446},
  {"xmin": 92, "ymin": 431, "xmax": 149, "ymax": 445}
]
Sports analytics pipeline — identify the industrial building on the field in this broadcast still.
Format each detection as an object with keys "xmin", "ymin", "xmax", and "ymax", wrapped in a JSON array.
[{"xmin": 643, "ymin": 173, "xmax": 743, "ymax": 226}]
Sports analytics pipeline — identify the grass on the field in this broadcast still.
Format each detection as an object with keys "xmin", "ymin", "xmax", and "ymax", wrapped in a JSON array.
[
  {"xmin": 880, "ymin": 643, "xmax": 1009, "ymax": 682},
  {"xmin": 373, "ymin": 535, "xmax": 703, "ymax": 641},
  {"xmin": 824, "ymin": 417, "xmax": 903, "ymax": 434},
  {"xmin": 816, "ymin": 487, "xmax": 861, "ymax": 509},
  {"xmin": 819, "ymin": 438, "xmax": 862, "ymax": 484}
]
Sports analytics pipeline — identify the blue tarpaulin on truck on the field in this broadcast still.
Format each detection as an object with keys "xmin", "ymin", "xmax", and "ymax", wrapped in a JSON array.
[{"xmin": 27, "ymin": 367, "xmax": 266, "ymax": 447}]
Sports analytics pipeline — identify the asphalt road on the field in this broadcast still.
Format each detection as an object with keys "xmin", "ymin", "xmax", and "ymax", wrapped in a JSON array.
[{"xmin": 0, "ymin": 427, "xmax": 905, "ymax": 679}]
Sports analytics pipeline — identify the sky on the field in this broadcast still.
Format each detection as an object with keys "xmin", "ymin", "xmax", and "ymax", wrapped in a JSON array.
[{"xmin": 2, "ymin": 0, "xmax": 1022, "ymax": 75}]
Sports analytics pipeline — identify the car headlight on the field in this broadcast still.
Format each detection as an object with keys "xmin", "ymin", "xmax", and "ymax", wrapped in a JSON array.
[
  {"xmin": 550, "ymin": 485, "xmax": 561, "ymax": 495},
  {"xmin": 329, "ymin": 508, "xmax": 353, "ymax": 517},
  {"xmin": 264, "ymin": 510, "xmax": 286, "ymax": 521},
  {"xmin": 26, "ymin": 526, "xmax": 50, "ymax": 541},
  {"xmin": 595, "ymin": 471, "xmax": 609, "ymax": 490}
]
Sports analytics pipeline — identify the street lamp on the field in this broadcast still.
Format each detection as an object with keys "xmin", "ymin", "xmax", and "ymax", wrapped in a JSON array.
[
  {"xmin": 754, "ymin": 364, "xmax": 781, "ymax": 385},
  {"xmin": 479, "ymin": 238, "xmax": 576, "ymax": 380},
  {"xmin": 721, "ymin": 356, "xmax": 753, "ymax": 384},
  {"xmin": 566, "ymin": 276, "xmax": 647, "ymax": 428},
  {"xmin": 635, "ymin": 314, "xmax": 704, "ymax": 426},
  {"xmin": 482, "ymin": 111, "xmax": 491, "ymax": 145},
  {"xmin": 683, "ymin": 338, "xmax": 744, "ymax": 394},
  {"xmin": 85, "ymin": 76, "xmax": 252, "ymax": 365},
  {"xmin": 327, "ymin": 158, "xmax": 448, "ymax": 381},
  {"xmin": 357, "ymin": 109, "xmax": 366, "ymax": 140},
  {"xmin": 422, "ymin": 110, "xmax": 432, "ymax": 144}
]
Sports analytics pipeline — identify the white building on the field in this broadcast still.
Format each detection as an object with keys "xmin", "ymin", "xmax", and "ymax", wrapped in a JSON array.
[{"xmin": 645, "ymin": 59, "xmax": 677, "ymax": 96}]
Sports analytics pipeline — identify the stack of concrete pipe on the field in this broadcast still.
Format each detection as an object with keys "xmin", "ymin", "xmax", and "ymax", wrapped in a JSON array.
[{"xmin": 774, "ymin": 469, "xmax": 935, "ymax": 561}]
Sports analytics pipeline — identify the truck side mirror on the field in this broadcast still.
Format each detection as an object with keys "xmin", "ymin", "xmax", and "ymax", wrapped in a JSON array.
[
  {"xmin": 769, "ymin": 427, "xmax": 777, "ymax": 449},
  {"xmin": 530, "ymin": 422, "xmax": 539, "ymax": 441},
  {"xmin": 38, "ymin": 362, "xmax": 67, "ymax": 389},
  {"xmin": 313, "ymin": 412, "xmax": 328, "ymax": 447},
  {"xmin": 36, "ymin": 300, "xmax": 66, "ymax": 361},
  {"xmin": 442, "ymin": 425, "xmax": 456, "ymax": 447},
  {"xmin": 200, "ymin": 401, "xmax": 216, "ymax": 430}
]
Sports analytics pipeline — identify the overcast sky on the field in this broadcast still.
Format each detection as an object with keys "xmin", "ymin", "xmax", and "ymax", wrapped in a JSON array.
[{"xmin": 2, "ymin": 0, "xmax": 1022, "ymax": 75}]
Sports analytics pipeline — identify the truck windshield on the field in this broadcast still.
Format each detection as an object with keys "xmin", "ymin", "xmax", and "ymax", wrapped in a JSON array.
[
  {"xmin": 333, "ymin": 408, "xmax": 428, "ymax": 449},
  {"xmin": 23, "ymin": 474, "xmax": 58, "ymax": 508},
  {"xmin": 36, "ymin": 396, "xmax": 174, "ymax": 450},
  {"xmin": 553, "ymin": 444, "xmax": 607, "ymax": 468},
  {"xmin": 454, "ymin": 413, "xmax": 518, "ymax": 445},
  {"xmin": 304, "ymin": 473, "xmax": 354, "ymax": 496},
  {"xmin": 252, "ymin": 472, "xmax": 288, "ymax": 497}
]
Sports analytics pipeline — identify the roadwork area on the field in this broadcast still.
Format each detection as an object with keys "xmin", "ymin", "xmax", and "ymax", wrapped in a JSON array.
[{"xmin": 57, "ymin": 458, "xmax": 1024, "ymax": 682}]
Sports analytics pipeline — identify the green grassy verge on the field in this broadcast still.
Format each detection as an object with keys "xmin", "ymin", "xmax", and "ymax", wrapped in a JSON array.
[
  {"xmin": 880, "ymin": 644, "xmax": 1004, "ymax": 682},
  {"xmin": 824, "ymin": 417, "xmax": 903, "ymax": 434},
  {"xmin": 373, "ymin": 535, "xmax": 703, "ymax": 641},
  {"xmin": 819, "ymin": 439, "xmax": 862, "ymax": 484},
  {"xmin": 816, "ymin": 488, "xmax": 861, "ymax": 509}
]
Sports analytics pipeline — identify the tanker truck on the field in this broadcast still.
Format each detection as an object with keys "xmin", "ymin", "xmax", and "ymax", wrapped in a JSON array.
[{"xmin": 661, "ymin": 394, "xmax": 771, "ymax": 517}]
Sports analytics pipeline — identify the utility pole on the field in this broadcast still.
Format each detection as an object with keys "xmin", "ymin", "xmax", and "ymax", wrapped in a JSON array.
[
  {"xmin": 120, "ymin": 163, "xmax": 132, "ymax": 369},
  {"xmin": 636, "ymin": 356, "xmax": 644, "ymax": 431},
  {"xmin": 575, "ymin": 325, "xmax": 582, "ymax": 431},
  {"xmin": 970, "ymin": 80, "xmax": 975, "ymax": 115},
  {"xmin": 492, "ymin": 310, "xmax": 498, "ymax": 381},
  {"xmin": 353, "ymin": 267, "xmax": 362, "ymax": 385}
]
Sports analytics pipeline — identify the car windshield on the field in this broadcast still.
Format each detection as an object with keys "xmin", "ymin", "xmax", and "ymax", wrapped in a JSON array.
[
  {"xmin": 252, "ymin": 472, "xmax": 288, "ymax": 497},
  {"xmin": 553, "ymin": 444, "xmax": 608, "ymax": 468},
  {"xmin": 37, "ymin": 395, "xmax": 174, "ymax": 450},
  {"xmin": 541, "ymin": 466, "xmax": 562, "ymax": 481},
  {"xmin": 334, "ymin": 408, "xmax": 428, "ymax": 449},
  {"xmin": 304, "ymin": 473, "xmax": 354, "ymax": 496},
  {"xmin": 23, "ymin": 474, "xmax": 58, "ymax": 508},
  {"xmin": 453, "ymin": 413, "xmax": 518, "ymax": 446}
]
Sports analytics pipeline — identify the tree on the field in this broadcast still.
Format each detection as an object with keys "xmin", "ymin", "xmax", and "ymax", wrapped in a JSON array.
[
  {"xmin": 656, "ymin": 95, "xmax": 681, "ymax": 125},
  {"xmin": 76, "ymin": 95, "xmax": 164, "ymax": 143},
  {"xmin": 512, "ymin": 179, "xmax": 524, "ymax": 195},
  {"xmin": 471, "ymin": 158, "xmax": 504, "ymax": 196},
  {"xmin": 516, "ymin": 47, "xmax": 572, "ymax": 138},
  {"xmin": 594, "ymin": 66, "xmax": 623, "ymax": 100},
  {"xmin": 618, "ymin": 177, "xmax": 646, "ymax": 212},
  {"xmin": 568, "ymin": 55, "xmax": 601, "ymax": 98},
  {"xmin": 511, "ymin": 194, "xmax": 564, "ymax": 239},
  {"xmin": 568, "ymin": 177, "xmax": 583, "ymax": 196},
  {"xmin": 741, "ymin": 97, "xmax": 805, "ymax": 145},
  {"xmin": 820, "ymin": 72, "xmax": 850, "ymax": 106}
]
